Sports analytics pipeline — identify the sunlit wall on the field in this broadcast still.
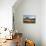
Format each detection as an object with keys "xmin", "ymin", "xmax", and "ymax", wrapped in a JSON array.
[{"xmin": 0, "ymin": 0, "xmax": 16, "ymax": 30}]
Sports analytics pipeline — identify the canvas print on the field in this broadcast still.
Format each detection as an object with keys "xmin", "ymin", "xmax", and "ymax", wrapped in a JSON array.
[{"xmin": 23, "ymin": 15, "xmax": 36, "ymax": 23}]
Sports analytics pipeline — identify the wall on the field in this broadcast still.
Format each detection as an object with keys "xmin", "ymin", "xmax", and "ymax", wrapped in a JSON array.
[
  {"xmin": 13, "ymin": 0, "xmax": 41, "ymax": 46},
  {"xmin": 0, "ymin": 0, "xmax": 16, "ymax": 30},
  {"xmin": 41, "ymin": 0, "xmax": 46, "ymax": 46}
]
